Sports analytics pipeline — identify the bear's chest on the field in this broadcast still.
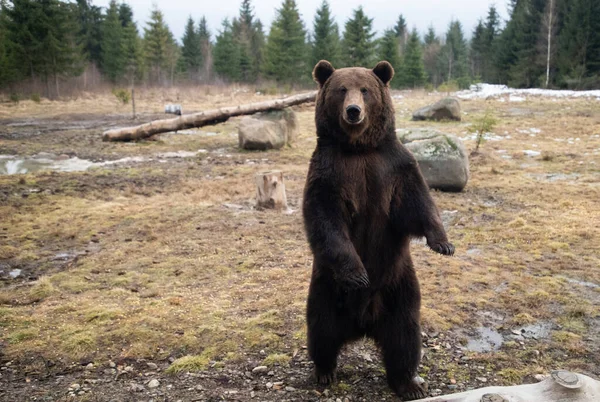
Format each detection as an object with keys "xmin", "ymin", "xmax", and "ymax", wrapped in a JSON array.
[{"xmin": 334, "ymin": 153, "xmax": 394, "ymax": 220}]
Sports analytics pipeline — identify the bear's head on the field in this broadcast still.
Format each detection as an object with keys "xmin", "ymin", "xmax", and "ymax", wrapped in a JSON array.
[{"xmin": 312, "ymin": 60, "xmax": 395, "ymax": 148}]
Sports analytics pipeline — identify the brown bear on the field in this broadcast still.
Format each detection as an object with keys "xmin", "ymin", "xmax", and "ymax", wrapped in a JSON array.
[{"xmin": 303, "ymin": 60, "xmax": 454, "ymax": 400}]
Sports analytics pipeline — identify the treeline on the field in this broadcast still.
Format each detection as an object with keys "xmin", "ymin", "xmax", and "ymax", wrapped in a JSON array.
[{"xmin": 1, "ymin": 0, "xmax": 599, "ymax": 99}]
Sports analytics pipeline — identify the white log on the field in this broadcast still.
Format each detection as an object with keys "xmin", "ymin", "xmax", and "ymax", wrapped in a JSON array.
[
  {"xmin": 415, "ymin": 371, "xmax": 600, "ymax": 402},
  {"xmin": 102, "ymin": 91, "xmax": 317, "ymax": 142},
  {"xmin": 255, "ymin": 171, "xmax": 288, "ymax": 211}
]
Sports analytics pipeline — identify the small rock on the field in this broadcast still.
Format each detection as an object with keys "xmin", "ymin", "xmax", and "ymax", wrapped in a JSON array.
[
  {"xmin": 266, "ymin": 382, "xmax": 273, "ymax": 389},
  {"xmin": 147, "ymin": 379, "xmax": 160, "ymax": 388},
  {"xmin": 476, "ymin": 377, "xmax": 488, "ymax": 383},
  {"xmin": 69, "ymin": 383, "xmax": 81, "ymax": 391},
  {"xmin": 273, "ymin": 381, "xmax": 284, "ymax": 390},
  {"xmin": 124, "ymin": 366, "xmax": 134, "ymax": 372},
  {"xmin": 286, "ymin": 386, "xmax": 296, "ymax": 392},
  {"xmin": 267, "ymin": 370, "xmax": 275, "ymax": 376},
  {"xmin": 450, "ymin": 378, "xmax": 457, "ymax": 384},
  {"xmin": 146, "ymin": 362, "xmax": 158, "ymax": 370},
  {"xmin": 431, "ymin": 389, "xmax": 443, "ymax": 396},
  {"xmin": 109, "ymin": 361, "xmax": 116, "ymax": 368},
  {"xmin": 195, "ymin": 385, "xmax": 204, "ymax": 391},
  {"xmin": 252, "ymin": 366, "xmax": 269, "ymax": 374},
  {"xmin": 130, "ymin": 383, "xmax": 145, "ymax": 393},
  {"xmin": 259, "ymin": 350, "xmax": 266, "ymax": 356},
  {"xmin": 448, "ymin": 384, "xmax": 458, "ymax": 390},
  {"xmin": 85, "ymin": 363, "xmax": 94, "ymax": 370},
  {"xmin": 535, "ymin": 374, "xmax": 549, "ymax": 382}
]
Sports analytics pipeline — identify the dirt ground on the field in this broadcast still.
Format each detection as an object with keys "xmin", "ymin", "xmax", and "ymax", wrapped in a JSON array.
[{"xmin": 0, "ymin": 88, "xmax": 599, "ymax": 402}]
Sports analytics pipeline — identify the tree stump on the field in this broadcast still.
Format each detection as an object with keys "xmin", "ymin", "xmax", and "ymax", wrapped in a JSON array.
[{"xmin": 255, "ymin": 171, "xmax": 288, "ymax": 210}]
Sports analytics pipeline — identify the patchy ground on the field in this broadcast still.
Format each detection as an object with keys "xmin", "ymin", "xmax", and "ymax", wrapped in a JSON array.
[{"xmin": 0, "ymin": 88, "xmax": 599, "ymax": 401}]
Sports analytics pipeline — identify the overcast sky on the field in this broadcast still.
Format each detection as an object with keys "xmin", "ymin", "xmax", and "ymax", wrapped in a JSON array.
[{"xmin": 95, "ymin": 0, "xmax": 510, "ymax": 43}]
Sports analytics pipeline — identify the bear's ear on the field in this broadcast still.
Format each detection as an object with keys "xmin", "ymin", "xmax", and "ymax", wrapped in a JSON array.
[
  {"xmin": 372, "ymin": 61, "xmax": 394, "ymax": 86},
  {"xmin": 313, "ymin": 60, "xmax": 335, "ymax": 87}
]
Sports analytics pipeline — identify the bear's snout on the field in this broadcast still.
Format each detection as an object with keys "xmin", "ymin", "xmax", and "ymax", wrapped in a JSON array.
[{"xmin": 345, "ymin": 105, "xmax": 362, "ymax": 124}]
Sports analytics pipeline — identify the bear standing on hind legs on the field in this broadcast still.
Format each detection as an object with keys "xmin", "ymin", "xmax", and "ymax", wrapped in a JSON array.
[{"xmin": 303, "ymin": 60, "xmax": 455, "ymax": 401}]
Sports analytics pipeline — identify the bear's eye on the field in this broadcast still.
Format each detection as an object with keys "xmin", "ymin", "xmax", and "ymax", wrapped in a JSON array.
[
  {"xmin": 339, "ymin": 87, "xmax": 347, "ymax": 94},
  {"xmin": 361, "ymin": 88, "xmax": 368, "ymax": 95}
]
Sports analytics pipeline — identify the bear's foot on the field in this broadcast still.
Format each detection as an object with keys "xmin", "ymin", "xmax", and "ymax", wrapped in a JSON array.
[
  {"xmin": 313, "ymin": 367, "xmax": 336, "ymax": 385},
  {"xmin": 391, "ymin": 379, "xmax": 427, "ymax": 401},
  {"xmin": 428, "ymin": 241, "xmax": 455, "ymax": 256}
]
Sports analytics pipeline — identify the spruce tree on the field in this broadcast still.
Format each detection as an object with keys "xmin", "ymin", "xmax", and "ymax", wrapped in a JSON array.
[
  {"xmin": 423, "ymin": 26, "xmax": 442, "ymax": 86},
  {"xmin": 341, "ymin": 7, "xmax": 376, "ymax": 67},
  {"xmin": 377, "ymin": 28, "xmax": 402, "ymax": 88},
  {"xmin": 232, "ymin": 0, "xmax": 264, "ymax": 82},
  {"xmin": 213, "ymin": 19, "xmax": 241, "ymax": 81},
  {"xmin": 122, "ymin": 20, "xmax": 143, "ymax": 86},
  {"xmin": 394, "ymin": 14, "xmax": 408, "ymax": 55},
  {"xmin": 264, "ymin": 0, "xmax": 307, "ymax": 84},
  {"xmin": 101, "ymin": 0, "xmax": 124, "ymax": 83},
  {"xmin": 197, "ymin": 16, "xmax": 212, "ymax": 81},
  {"xmin": 558, "ymin": 0, "xmax": 600, "ymax": 88},
  {"xmin": 181, "ymin": 16, "xmax": 202, "ymax": 81},
  {"xmin": 439, "ymin": 20, "xmax": 468, "ymax": 84},
  {"xmin": 311, "ymin": 0, "xmax": 341, "ymax": 67},
  {"xmin": 6, "ymin": 0, "xmax": 83, "ymax": 97},
  {"xmin": 143, "ymin": 7, "xmax": 173, "ymax": 85},
  {"xmin": 75, "ymin": 0, "xmax": 103, "ymax": 66},
  {"xmin": 470, "ymin": 20, "xmax": 486, "ymax": 79},
  {"xmin": 482, "ymin": 5, "xmax": 501, "ymax": 83},
  {"xmin": 402, "ymin": 28, "xmax": 425, "ymax": 88},
  {"xmin": 118, "ymin": 2, "xmax": 134, "ymax": 27},
  {"xmin": 0, "ymin": 0, "xmax": 18, "ymax": 87}
]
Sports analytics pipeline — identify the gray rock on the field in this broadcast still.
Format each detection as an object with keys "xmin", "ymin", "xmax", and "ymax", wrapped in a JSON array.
[
  {"xmin": 412, "ymin": 98, "xmax": 462, "ymax": 122},
  {"xmin": 398, "ymin": 128, "xmax": 469, "ymax": 192},
  {"xmin": 238, "ymin": 109, "xmax": 299, "ymax": 151},
  {"xmin": 252, "ymin": 365, "xmax": 269, "ymax": 374},
  {"xmin": 147, "ymin": 379, "xmax": 160, "ymax": 388}
]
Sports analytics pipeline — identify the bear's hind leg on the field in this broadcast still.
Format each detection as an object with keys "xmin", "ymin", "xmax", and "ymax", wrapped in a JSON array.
[
  {"xmin": 306, "ymin": 276, "xmax": 349, "ymax": 384},
  {"xmin": 376, "ymin": 311, "xmax": 426, "ymax": 400}
]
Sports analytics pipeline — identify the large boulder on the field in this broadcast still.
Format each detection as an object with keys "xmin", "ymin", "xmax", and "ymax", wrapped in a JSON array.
[
  {"xmin": 397, "ymin": 128, "xmax": 469, "ymax": 192},
  {"xmin": 238, "ymin": 109, "xmax": 299, "ymax": 151},
  {"xmin": 412, "ymin": 98, "xmax": 462, "ymax": 122}
]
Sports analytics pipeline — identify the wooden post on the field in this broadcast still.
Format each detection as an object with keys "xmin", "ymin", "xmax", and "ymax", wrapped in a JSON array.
[
  {"xmin": 131, "ymin": 88, "xmax": 136, "ymax": 119},
  {"xmin": 255, "ymin": 171, "xmax": 288, "ymax": 211}
]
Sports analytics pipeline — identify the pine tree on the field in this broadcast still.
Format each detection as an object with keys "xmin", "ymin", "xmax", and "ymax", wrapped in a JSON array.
[
  {"xmin": 394, "ymin": 14, "xmax": 407, "ymax": 46},
  {"xmin": 311, "ymin": 0, "xmax": 341, "ymax": 67},
  {"xmin": 197, "ymin": 16, "xmax": 212, "ymax": 81},
  {"xmin": 101, "ymin": 0, "xmax": 124, "ymax": 83},
  {"xmin": 181, "ymin": 16, "xmax": 202, "ymax": 81},
  {"xmin": 482, "ymin": 5, "xmax": 501, "ymax": 83},
  {"xmin": 557, "ymin": 0, "xmax": 600, "ymax": 88},
  {"xmin": 213, "ymin": 19, "xmax": 241, "ymax": 81},
  {"xmin": 470, "ymin": 20, "xmax": 486, "ymax": 79},
  {"xmin": 122, "ymin": 20, "xmax": 143, "ymax": 87},
  {"xmin": 118, "ymin": 2, "xmax": 133, "ymax": 27},
  {"xmin": 0, "ymin": 0, "xmax": 19, "ymax": 88},
  {"xmin": 439, "ymin": 20, "xmax": 468, "ymax": 84},
  {"xmin": 231, "ymin": 0, "xmax": 264, "ymax": 82},
  {"xmin": 377, "ymin": 28, "xmax": 402, "ymax": 88},
  {"xmin": 342, "ymin": 7, "xmax": 376, "ymax": 67},
  {"xmin": 264, "ymin": 0, "xmax": 307, "ymax": 84},
  {"xmin": 6, "ymin": 0, "xmax": 83, "ymax": 98},
  {"xmin": 75, "ymin": 0, "xmax": 103, "ymax": 66},
  {"xmin": 423, "ymin": 26, "xmax": 442, "ymax": 86},
  {"xmin": 402, "ymin": 28, "xmax": 425, "ymax": 88},
  {"xmin": 143, "ymin": 6, "xmax": 174, "ymax": 85}
]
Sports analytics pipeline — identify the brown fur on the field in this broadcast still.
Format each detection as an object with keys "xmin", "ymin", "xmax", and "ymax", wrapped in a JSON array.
[{"xmin": 303, "ymin": 60, "xmax": 454, "ymax": 400}]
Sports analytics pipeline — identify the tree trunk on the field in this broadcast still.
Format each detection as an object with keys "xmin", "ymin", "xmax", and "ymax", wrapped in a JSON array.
[
  {"xmin": 102, "ymin": 91, "xmax": 317, "ymax": 142},
  {"xmin": 545, "ymin": 0, "xmax": 554, "ymax": 88},
  {"xmin": 414, "ymin": 370, "xmax": 600, "ymax": 402},
  {"xmin": 255, "ymin": 171, "xmax": 288, "ymax": 211}
]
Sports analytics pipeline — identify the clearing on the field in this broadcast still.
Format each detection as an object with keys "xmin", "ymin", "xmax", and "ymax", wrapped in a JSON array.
[{"xmin": 0, "ymin": 87, "xmax": 599, "ymax": 401}]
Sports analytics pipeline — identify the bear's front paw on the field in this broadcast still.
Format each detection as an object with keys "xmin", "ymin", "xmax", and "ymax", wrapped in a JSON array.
[
  {"xmin": 337, "ymin": 263, "xmax": 370, "ymax": 289},
  {"xmin": 428, "ymin": 241, "xmax": 455, "ymax": 256}
]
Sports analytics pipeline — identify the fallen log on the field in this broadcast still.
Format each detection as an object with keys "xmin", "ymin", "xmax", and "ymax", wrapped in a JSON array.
[
  {"xmin": 102, "ymin": 91, "xmax": 317, "ymax": 142},
  {"xmin": 415, "ymin": 370, "xmax": 600, "ymax": 402}
]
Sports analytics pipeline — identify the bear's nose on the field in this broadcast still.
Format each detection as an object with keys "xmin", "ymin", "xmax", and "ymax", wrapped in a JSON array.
[{"xmin": 345, "ymin": 105, "xmax": 362, "ymax": 122}]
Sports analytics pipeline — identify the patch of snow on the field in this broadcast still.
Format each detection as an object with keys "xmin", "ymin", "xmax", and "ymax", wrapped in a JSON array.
[
  {"xmin": 523, "ymin": 150, "xmax": 541, "ymax": 157},
  {"xmin": 456, "ymin": 83, "xmax": 600, "ymax": 100}
]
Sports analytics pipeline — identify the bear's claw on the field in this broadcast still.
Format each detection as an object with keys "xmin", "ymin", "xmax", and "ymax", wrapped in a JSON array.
[
  {"xmin": 314, "ymin": 368, "xmax": 336, "ymax": 385},
  {"xmin": 428, "ymin": 241, "xmax": 455, "ymax": 256},
  {"xmin": 339, "ymin": 269, "xmax": 370, "ymax": 289}
]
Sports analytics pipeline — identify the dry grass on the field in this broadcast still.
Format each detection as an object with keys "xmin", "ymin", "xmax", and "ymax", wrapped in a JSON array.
[{"xmin": 0, "ymin": 90, "xmax": 599, "ymax": 381}]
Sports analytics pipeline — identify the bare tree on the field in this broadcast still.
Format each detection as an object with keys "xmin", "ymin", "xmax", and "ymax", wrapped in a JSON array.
[{"xmin": 541, "ymin": 0, "xmax": 558, "ymax": 88}]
